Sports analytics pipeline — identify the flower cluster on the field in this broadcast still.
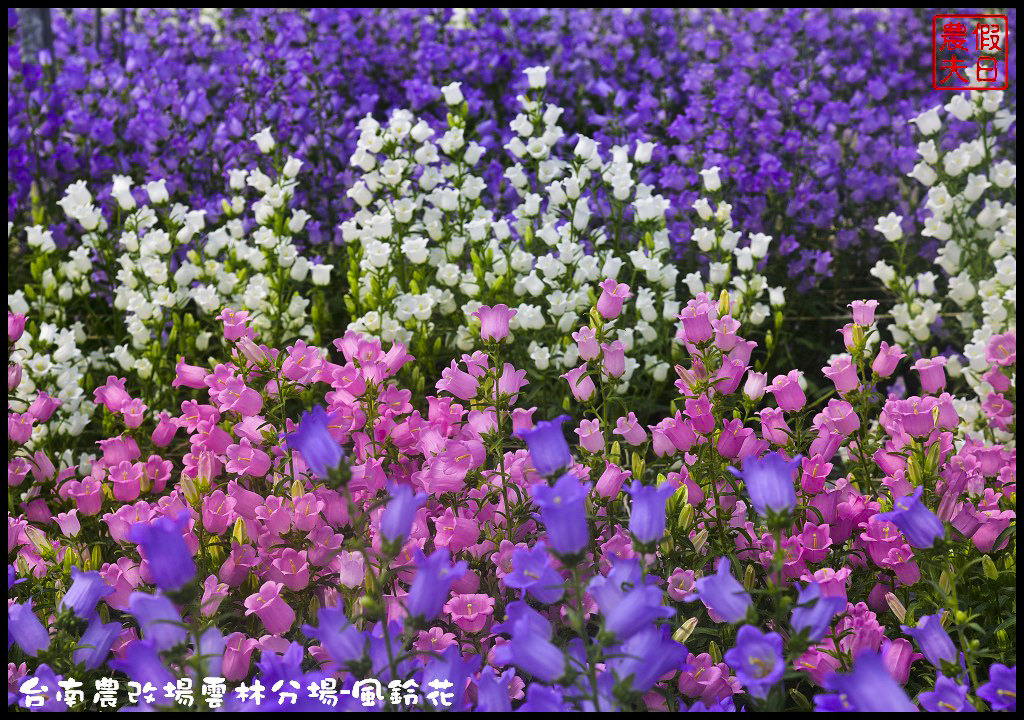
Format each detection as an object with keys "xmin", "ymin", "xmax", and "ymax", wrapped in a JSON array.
[{"xmin": 6, "ymin": 10, "xmax": 1018, "ymax": 714}]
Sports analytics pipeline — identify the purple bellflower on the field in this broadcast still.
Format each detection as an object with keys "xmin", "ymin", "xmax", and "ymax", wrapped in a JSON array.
[
  {"xmin": 728, "ymin": 451, "xmax": 800, "ymax": 517},
  {"xmin": 687, "ymin": 557, "xmax": 753, "ymax": 623},
  {"xmin": 878, "ymin": 486, "xmax": 945, "ymax": 548},
  {"xmin": 286, "ymin": 405, "xmax": 345, "ymax": 479},
  {"xmin": 516, "ymin": 414, "xmax": 572, "ymax": 477},
  {"xmin": 823, "ymin": 651, "xmax": 918, "ymax": 712},
  {"xmin": 725, "ymin": 625, "xmax": 786, "ymax": 699},
  {"xmin": 128, "ymin": 512, "xmax": 196, "ymax": 592},
  {"xmin": 406, "ymin": 547, "xmax": 468, "ymax": 621},
  {"xmin": 532, "ymin": 472, "xmax": 591, "ymax": 557},
  {"xmin": 626, "ymin": 480, "xmax": 677, "ymax": 545}
]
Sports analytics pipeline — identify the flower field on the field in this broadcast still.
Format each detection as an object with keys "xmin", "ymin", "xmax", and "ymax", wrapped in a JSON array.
[{"xmin": 6, "ymin": 8, "xmax": 1017, "ymax": 712}]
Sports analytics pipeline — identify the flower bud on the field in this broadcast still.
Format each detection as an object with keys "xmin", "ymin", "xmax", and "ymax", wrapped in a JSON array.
[
  {"xmin": 982, "ymin": 555, "xmax": 998, "ymax": 580},
  {"xmin": 743, "ymin": 563, "xmax": 757, "ymax": 591},
  {"xmin": 885, "ymin": 592, "xmax": 907, "ymax": 622},
  {"xmin": 692, "ymin": 528, "xmax": 709, "ymax": 555},
  {"xmin": 673, "ymin": 617, "xmax": 699, "ymax": 644},
  {"xmin": 232, "ymin": 518, "xmax": 248, "ymax": 546},
  {"xmin": 718, "ymin": 289, "xmax": 731, "ymax": 318},
  {"xmin": 677, "ymin": 504, "xmax": 694, "ymax": 531}
]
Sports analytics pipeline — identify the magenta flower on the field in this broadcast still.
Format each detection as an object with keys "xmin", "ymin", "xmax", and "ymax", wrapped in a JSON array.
[
  {"xmin": 201, "ymin": 490, "xmax": 236, "ymax": 535},
  {"xmin": 759, "ymin": 408, "xmax": 791, "ymax": 446},
  {"xmin": 822, "ymin": 399, "xmax": 860, "ymax": 436},
  {"xmin": 281, "ymin": 340, "xmax": 323, "ymax": 383},
  {"xmin": 218, "ymin": 308, "xmax": 256, "ymax": 341},
  {"xmin": 822, "ymin": 356, "xmax": 860, "ymax": 394},
  {"xmin": 93, "ymin": 375, "xmax": 133, "ymax": 413},
  {"xmin": 109, "ymin": 460, "xmax": 143, "ymax": 502},
  {"xmin": 572, "ymin": 326, "xmax": 600, "ymax": 360},
  {"xmin": 218, "ymin": 377, "xmax": 264, "ymax": 416},
  {"xmin": 912, "ymin": 356, "xmax": 947, "ymax": 394},
  {"xmin": 849, "ymin": 299, "xmax": 879, "ymax": 326},
  {"xmin": 872, "ymin": 342, "xmax": 906, "ymax": 377},
  {"xmin": 684, "ymin": 395, "xmax": 715, "ymax": 435},
  {"xmin": 575, "ymin": 418, "xmax": 605, "ymax": 454},
  {"xmin": 613, "ymin": 412, "xmax": 647, "ymax": 445},
  {"xmin": 473, "ymin": 304, "xmax": 517, "ymax": 342},
  {"xmin": 244, "ymin": 580, "xmax": 296, "ymax": 635},
  {"xmin": 601, "ymin": 341, "xmax": 626, "ymax": 378},
  {"xmin": 561, "ymin": 364, "xmax": 597, "ymax": 402},
  {"xmin": 8, "ymin": 311, "xmax": 26, "ymax": 342},
  {"xmin": 222, "ymin": 632, "xmax": 259, "ymax": 682},
  {"xmin": 437, "ymin": 360, "xmax": 480, "ymax": 400},
  {"xmin": 171, "ymin": 358, "xmax": 210, "ymax": 389},
  {"xmin": 595, "ymin": 462, "xmax": 631, "ymax": 498},
  {"xmin": 985, "ymin": 332, "xmax": 1016, "ymax": 367},
  {"xmin": 596, "ymin": 278, "xmax": 632, "ymax": 319},
  {"xmin": 444, "ymin": 593, "xmax": 496, "ymax": 633},
  {"xmin": 768, "ymin": 370, "xmax": 806, "ymax": 412},
  {"xmin": 8, "ymin": 415, "xmax": 38, "ymax": 448},
  {"xmin": 225, "ymin": 438, "xmax": 272, "ymax": 478},
  {"xmin": 26, "ymin": 392, "xmax": 61, "ymax": 423},
  {"xmin": 270, "ymin": 549, "xmax": 311, "ymax": 591},
  {"xmin": 679, "ymin": 304, "xmax": 714, "ymax": 345},
  {"xmin": 743, "ymin": 370, "xmax": 768, "ymax": 401}
]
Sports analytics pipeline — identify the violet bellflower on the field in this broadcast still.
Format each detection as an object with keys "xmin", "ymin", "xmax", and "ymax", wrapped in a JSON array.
[
  {"xmin": 901, "ymin": 612, "xmax": 958, "ymax": 670},
  {"xmin": 728, "ymin": 451, "xmax": 800, "ymax": 518},
  {"xmin": 492, "ymin": 603, "xmax": 567, "ymax": 683},
  {"xmin": 626, "ymin": 480, "xmax": 677, "ymax": 546},
  {"xmin": 406, "ymin": 547, "xmax": 468, "ymax": 621},
  {"xmin": 607, "ymin": 624, "xmax": 688, "ymax": 692},
  {"xmin": 128, "ymin": 512, "xmax": 196, "ymax": 592},
  {"xmin": 16, "ymin": 664, "xmax": 65, "ymax": 712},
  {"xmin": 687, "ymin": 557, "xmax": 752, "ymax": 624},
  {"xmin": 790, "ymin": 581, "xmax": 846, "ymax": 642},
  {"xmin": 422, "ymin": 644, "xmax": 481, "ymax": 712},
  {"xmin": 589, "ymin": 559, "xmax": 675, "ymax": 640},
  {"xmin": 8, "ymin": 599, "xmax": 50, "ymax": 656},
  {"xmin": 918, "ymin": 674, "xmax": 971, "ymax": 712},
  {"xmin": 74, "ymin": 617, "xmax": 122, "ymax": 670},
  {"xmin": 128, "ymin": 591, "xmax": 187, "ymax": 651},
  {"xmin": 532, "ymin": 472, "xmax": 591, "ymax": 558},
  {"xmin": 822, "ymin": 651, "xmax": 918, "ymax": 712},
  {"xmin": 516, "ymin": 414, "xmax": 572, "ymax": 477},
  {"xmin": 58, "ymin": 566, "xmax": 115, "ymax": 619},
  {"xmin": 518, "ymin": 683, "xmax": 570, "ymax": 712},
  {"xmin": 379, "ymin": 483, "xmax": 427, "ymax": 549},
  {"xmin": 877, "ymin": 486, "xmax": 945, "ymax": 548},
  {"xmin": 301, "ymin": 605, "xmax": 368, "ymax": 670},
  {"xmin": 977, "ymin": 663, "xmax": 1016, "ymax": 712},
  {"xmin": 108, "ymin": 640, "xmax": 175, "ymax": 706},
  {"xmin": 286, "ymin": 405, "xmax": 345, "ymax": 479},
  {"xmin": 724, "ymin": 625, "xmax": 786, "ymax": 699},
  {"xmin": 474, "ymin": 666, "xmax": 514, "ymax": 712},
  {"xmin": 502, "ymin": 544, "xmax": 565, "ymax": 603}
]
